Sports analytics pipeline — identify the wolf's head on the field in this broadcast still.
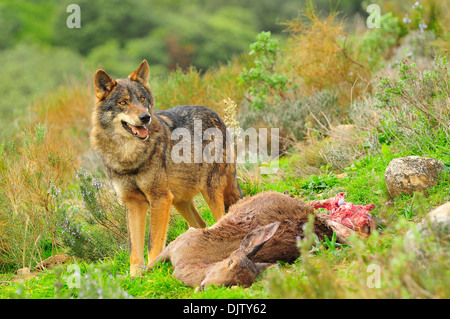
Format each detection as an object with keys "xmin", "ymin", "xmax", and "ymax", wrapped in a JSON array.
[{"xmin": 93, "ymin": 60, "xmax": 154, "ymax": 141}]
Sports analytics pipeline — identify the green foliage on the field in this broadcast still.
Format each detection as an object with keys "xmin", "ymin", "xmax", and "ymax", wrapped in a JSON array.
[
  {"xmin": 394, "ymin": 0, "xmax": 444, "ymax": 37},
  {"xmin": 239, "ymin": 31, "xmax": 288, "ymax": 110},
  {"xmin": 59, "ymin": 169, "xmax": 128, "ymax": 261},
  {"xmin": 300, "ymin": 173, "xmax": 339, "ymax": 194},
  {"xmin": 0, "ymin": 0, "xmax": 58, "ymax": 46},
  {"xmin": 323, "ymin": 232, "xmax": 348, "ymax": 253},
  {"xmin": 56, "ymin": 262, "xmax": 132, "ymax": 299},
  {"xmin": 297, "ymin": 214, "xmax": 317, "ymax": 256},
  {"xmin": 266, "ymin": 217, "xmax": 449, "ymax": 298},
  {"xmin": 1, "ymin": 0, "xmax": 319, "ymax": 79},
  {"xmin": 177, "ymin": 6, "xmax": 258, "ymax": 70},
  {"xmin": 52, "ymin": 0, "xmax": 159, "ymax": 56},
  {"xmin": 51, "ymin": 0, "xmax": 260, "ymax": 74},
  {"xmin": 358, "ymin": 13, "xmax": 402, "ymax": 69},
  {"xmin": 0, "ymin": 43, "xmax": 85, "ymax": 140},
  {"xmin": 4, "ymin": 260, "xmax": 132, "ymax": 299},
  {"xmin": 398, "ymin": 192, "xmax": 429, "ymax": 220},
  {"xmin": 376, "ymin": 56, "xmax": 450, "ymax": 153},
  {"xmin": 0, "ymin": 3, "xmax": 22, "ymax": 50},
  {"xmin": 239, "ymin": 89, "xmax": 339, "ymax": 154}
]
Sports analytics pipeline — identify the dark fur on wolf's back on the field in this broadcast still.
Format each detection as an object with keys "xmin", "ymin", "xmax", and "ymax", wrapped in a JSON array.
[{"xmin": 90, "ymin": 60, "xmax": 242, "ymax": 276}]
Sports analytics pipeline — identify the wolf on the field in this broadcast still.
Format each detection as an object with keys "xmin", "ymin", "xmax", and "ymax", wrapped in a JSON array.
[{"xmin": 90, "ymin": 60, "xmax": 242, "ymax": 276}]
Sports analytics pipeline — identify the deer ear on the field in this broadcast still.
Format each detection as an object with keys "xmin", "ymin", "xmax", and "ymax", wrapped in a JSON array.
[
  {"xmin": 94, "ymin": 69, "xmax": 116, "ymax": 100},
  {"xmin": 238, "ymin": 222, "xmax": 280, "ymax": 259},
  {"xmin": 128, "ymin": 60, "xmax": 150, "ymax": 87}
]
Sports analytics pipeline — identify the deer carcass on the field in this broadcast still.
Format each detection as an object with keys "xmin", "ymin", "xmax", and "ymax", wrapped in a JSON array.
[{"xmin": 147, "ymin": 191, "xmax": 375, "ymax": 290}]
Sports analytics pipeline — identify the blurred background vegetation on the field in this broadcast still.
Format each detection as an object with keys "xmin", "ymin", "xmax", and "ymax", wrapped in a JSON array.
[
  {"xmin": 0, "ymin": 0, "xmax": 371, "ymax": 139},
  {"xmin": 1, "ymin": 0, "xmax": 447, "ymax": 140}
]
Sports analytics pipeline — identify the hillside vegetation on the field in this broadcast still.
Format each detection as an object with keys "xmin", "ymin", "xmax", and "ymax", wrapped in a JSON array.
[{"xmin": 0, "ymin": 0, "xmax": 449, "ymax": 299}]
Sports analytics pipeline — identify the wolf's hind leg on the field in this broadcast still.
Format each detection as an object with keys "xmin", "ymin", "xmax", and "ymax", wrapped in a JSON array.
[{"xmin": 173, "ymin": 199, "xmax": 206, "ymax": 228}]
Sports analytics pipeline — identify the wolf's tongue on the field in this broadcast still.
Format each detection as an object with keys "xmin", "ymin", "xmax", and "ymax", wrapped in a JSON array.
[{"xmin": 130, "ymin": 125, "xmax": 149, "ymax": 139}]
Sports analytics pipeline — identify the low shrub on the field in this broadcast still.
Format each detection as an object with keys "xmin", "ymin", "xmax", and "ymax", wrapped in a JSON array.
[
  {"xmin": 376, "ymin": 56, "xmax": 449, "ymax": 154},
  {"xmin": 0, "ymin": 124, "xmax": 74, "ymax": 270},
  {"xmin": 238, "ymin": 31, "xmax": 288, "ymax": 110},
  {"xmin": 151, "ymin": 59, "xmax": 246, "ymax": 116},
  {"xmin": 55, "ymin": 262, "xmax": 133, "ymax": 299},
  {"xmin": 357, "ymin": 13, "xmax": 402, "ymax": 70},
  {"xmin": 282, "ymin": 9, "xmax": 372, "ymax": 107},
  {"xmin": 266, "ymin": 217, "xmax": 449, "ymax": 298},
  {"xmin": 239, "ymin": 89, "xmax": 339, "ymax": 153},
  {"xmin": 59, "ymin": 169, "xmax": 128, "ymax": 261}
]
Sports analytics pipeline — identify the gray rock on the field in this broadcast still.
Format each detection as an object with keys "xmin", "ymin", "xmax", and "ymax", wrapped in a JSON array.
[
  {"xmin": 417, "ymin": 201, "xmax": 450, "ymax": 236},
  {"xmin": 404, "ymin": 201, "xmax": 450, "ymax": 255},
  {"xmin": 35, "ymin": 254, "xmax": 69, "ymax": 271},
  {"xmin": 17, "ymin": 267, "xmax": 30, "ymax": 275},
  {"xmin": 384, "ymin": 156, "xmax": 444, "ymax": 198}
]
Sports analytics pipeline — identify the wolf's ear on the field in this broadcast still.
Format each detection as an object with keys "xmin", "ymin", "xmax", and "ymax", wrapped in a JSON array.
[
  {"xmin": 94, "ymin": 70, "xmax": 116, "ymax": 100},
  {"xmin": 128, "ymin": 60, "xmax": 150, "ymax": 88}
]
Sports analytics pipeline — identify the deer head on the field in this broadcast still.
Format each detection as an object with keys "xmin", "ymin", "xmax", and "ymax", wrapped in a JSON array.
[{"xmin": 198, "ymin": 222, "xmax": 280, "ymax": 291}]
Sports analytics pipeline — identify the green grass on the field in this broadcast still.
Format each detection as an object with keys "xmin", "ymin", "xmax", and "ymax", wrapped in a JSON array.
[{"xmin": 1, "ymin": 142, "xmax": 448, "ymax": 299}]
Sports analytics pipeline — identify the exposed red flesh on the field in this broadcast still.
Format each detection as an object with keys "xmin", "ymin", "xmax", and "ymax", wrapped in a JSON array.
[{"xmin": 310, "ymin": 193, "xmax": 376, "ymax": 236}]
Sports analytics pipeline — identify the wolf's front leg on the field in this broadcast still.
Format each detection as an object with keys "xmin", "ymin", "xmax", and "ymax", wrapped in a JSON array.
[
  {"xmin": 147, "ymin": 191, "xmax": 174, "ymax": 264},
  {"xmin": 122, "ymin": 191, "xmax": 150, "ymax": 277}
]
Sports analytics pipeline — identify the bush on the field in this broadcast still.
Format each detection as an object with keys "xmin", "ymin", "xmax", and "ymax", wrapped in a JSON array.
[
  {"xmin": 60, "ymin": 169, "xmax": 128, "ymax": 261},
  {"xmin": 357, "ymin": 13, "xmax": 402, "ymax": 70},
  {"xmin": 239, "ymin": 89, "xmax": 339, "ymax": 152},
  {"xmin": 52, "ymin": 0, "xmax": 159, "ymax": 56},
  {"xmin": 151, "ymin": 61, "xmax": 245, "ymax": 114},
  {"xmin": 282, "ymin": 9, "xmax": 371, "ymax": 106},
  {"xmin": 52, "ymin": 262, "xmax": 132, "ymax": 299},
  {"xmin": 376, "ymin": 56, "xmax": 449, "ymax": 153},
  {"xmin": 0, "ymin": 124, "xmax": 74, "ymax": 270},
  {"xmin": 238, "ymin": 31, "xmax": 288, "ymax": 110},
  {"xmin": 266, "ymin": 217, "xmax": 449, "ymax": 298}
]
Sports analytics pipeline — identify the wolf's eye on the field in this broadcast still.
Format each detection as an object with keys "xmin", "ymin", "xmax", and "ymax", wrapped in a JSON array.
[
  {"xmin": 228, "ymin": 260, "xmax": 233, "ymax": 267},
  {"xmin": 119, "ymin": 100, "xmax": 127, "ymax": 106},
  {"xmin": 139, "ymin": 96, "xmax": 146, "ymax": 103}
]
